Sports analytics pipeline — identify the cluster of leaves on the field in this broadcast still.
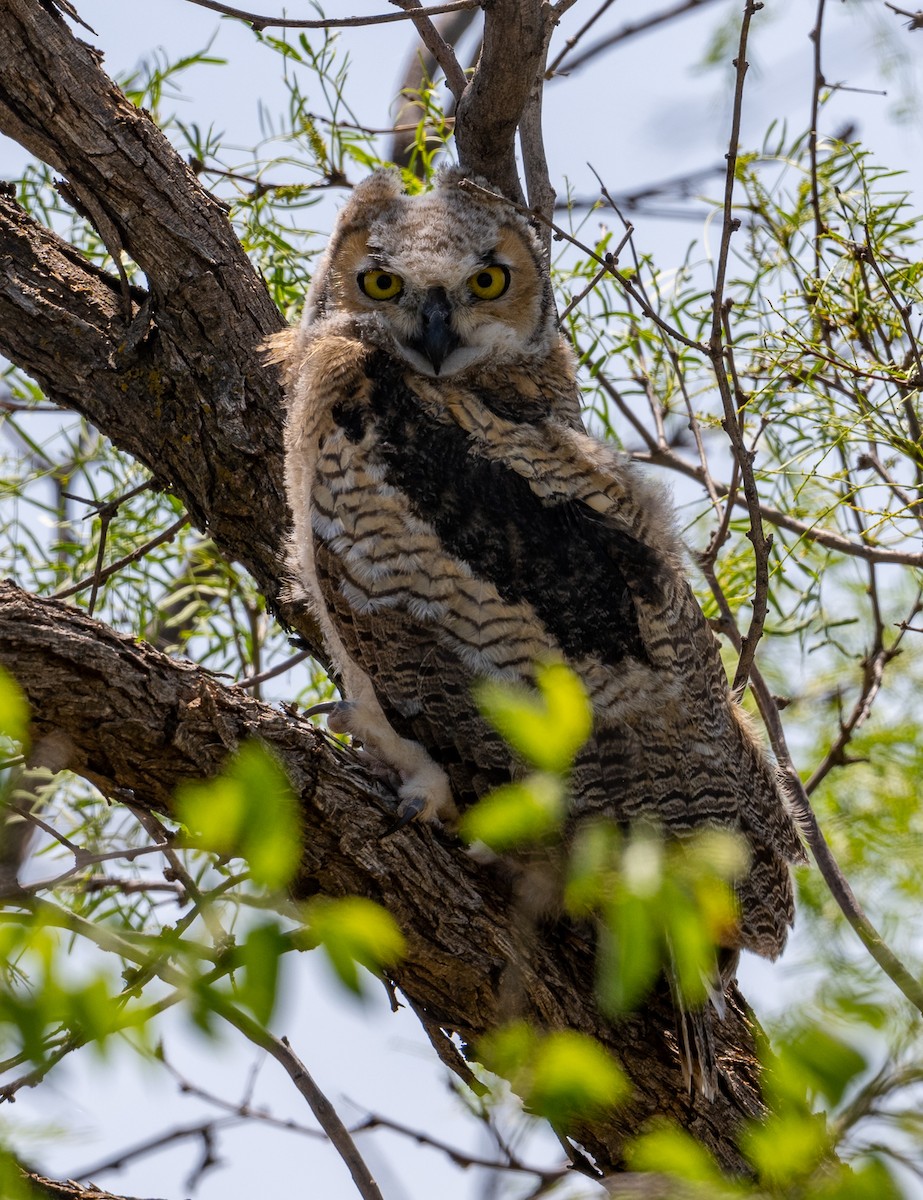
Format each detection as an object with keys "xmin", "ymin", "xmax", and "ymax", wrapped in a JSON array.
[
  {"xmin": 460, "ymin": 668, "xmax": 913, "ymax": 1198},
  {"xmin": 0, "ymin": 669, "xmax": 404, "ymax": 1095}
]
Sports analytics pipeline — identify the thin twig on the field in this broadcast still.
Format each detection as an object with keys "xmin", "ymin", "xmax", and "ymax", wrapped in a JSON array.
[
  {"xmin": 707, "ymin": 1, "xmax": 773, "ymax": 694},
  {"xmin": 808, "ymin": 0, "xmax": 828, "ymax": 283},
  {"xmin": 391, "ymin": 0, "xmax": 469, "ymax": 98},
  {"xmin": 884, "ymin": 2, "xmax": 923, "ymax": 31},
  {"xmin": 551, "ymin": 0, "xmax": 724, "ymax": 77},
  {"xmin": 699, "ymin": 569, "xmax": 923, "ymax": 1019},
  {"xmin": 545, "ymin": 0, "xmax": 618, "ymax": 78},
  {"xmin": 632, "ymin": 441, "xmax": 923, "ymax": 566},
  {"xmin": 180, "ymin": 0, "xmax": 481, "ymax": 31},
  {"xmin": 54, "ymin": 514, "xmax": 189, "ymax": 600},
  {"xmin": 458, "ymin": 179, "xmax": 708, "ymax": 354},
  {"xmin": 233, "ymin": 648, "xmax": 311, "ymax": 690},
  {"xmin": 351, "ymin": 1109, "xmax": 567, "ymax": 1183}
]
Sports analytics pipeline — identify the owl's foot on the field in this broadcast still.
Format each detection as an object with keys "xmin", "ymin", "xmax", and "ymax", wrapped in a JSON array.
[{"xmin": 308, "ymin": 699, "xmax": 457, "ymax": 824}]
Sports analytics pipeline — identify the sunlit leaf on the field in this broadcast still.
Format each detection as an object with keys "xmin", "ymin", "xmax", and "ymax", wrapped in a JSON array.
[
  {"xmin": 176, "ymin": 740, "xmax": 301, "ymax": 889},
  {"xmin": 459, "ymin": 773, "xmax": 564, "ymax": 850},
  {"xmin": 628, "ymin": 1124, "xmax": 727, "ymax": 1186},
  {"xmin": 303, "ymin": 896, "xmax": 406, "ymax": 996},
  {"xmin": 0, "ymin": 667, "xmax": 29, "ymax": 748},
  {"xmin": 475, "ymin": 661, "xmax": 592, "ymax": 773},
  {"xmin": 479, "ymin": 1022, "xmax": 627, "ymax": 1123}
]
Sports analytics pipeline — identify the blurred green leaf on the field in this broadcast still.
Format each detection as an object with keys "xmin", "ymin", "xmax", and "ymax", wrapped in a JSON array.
[
  {"xmin": 475, "ymin": 660, "xmax": 592, "ymax": 774},
  {"xmin": 303, "ymin": 896, "xmax": 406, "ymax": 996},
  {"xmin": 238, "ymin": 921, "xmax": 289, "ymax": 1025},
  {"xmin": 479, "ymin": 1021, "xmax": 627, "ymax": 1123},
  {"xmin": 628, "ymin": 1124, "xmax": 728, "ymax": 1187},
  {"xmin": 176, "ymin": 740, "xmax": 301, "ymax": 889},
  {"xmin": 741, "ymin": 1110, "xmax": 831, "ymax": 1188},
  {"xmin": 459, "ymin": 773, "xmax": 564, "ymax": 850},
  {"xmin": 0, "ymin": 1147, "xmax": 30, "ymax": 1200},
  {"xmin": 0, "ymin": 667, "xmax": 29, "ymax": 749},
  {"xmin": 811, "ymin": 1156, "xmax": 903, "ymax": 1200}
]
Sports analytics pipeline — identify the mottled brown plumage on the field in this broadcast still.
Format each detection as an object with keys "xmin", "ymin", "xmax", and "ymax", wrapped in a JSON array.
[{"xmin": 270, "ymin": 168, "xmax": 804, "ymax": 1089}]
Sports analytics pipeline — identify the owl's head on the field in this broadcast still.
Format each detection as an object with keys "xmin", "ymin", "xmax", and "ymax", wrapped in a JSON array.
[{"xmin": 304, "ymin": 168, "xmax": 557, "ymax": 378}]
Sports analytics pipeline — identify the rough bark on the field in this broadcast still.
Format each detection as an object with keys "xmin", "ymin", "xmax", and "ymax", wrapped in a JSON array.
[
  {"xmin": 453, "ymin": 0, "xmax": 550, "ymax": 203},
  {"xmin": 22, "ymin": 1171, "xmax": 140, "ymax": 1200},
  {"xmin": 0, "ymin": 0, "xmax": 295, "ymax": 627},
  {"xmin": 0, "ymin": 0, "xmax": 765, "ymax": 1184}
]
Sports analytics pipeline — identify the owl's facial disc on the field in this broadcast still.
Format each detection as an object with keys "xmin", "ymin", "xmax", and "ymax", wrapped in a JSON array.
[{"xmin": 407, "ymin": 287, "xmax": 460, "ymax": 376}]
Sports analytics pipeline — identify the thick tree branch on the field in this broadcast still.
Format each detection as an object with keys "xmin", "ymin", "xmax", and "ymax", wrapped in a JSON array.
[
  {"xmin": 22, "ymin": 1173, "xmax": 140, "ymax": 1200},
  {"xmin": 0, "ymin": 0, "xmax": 321, "ymax": 641},
  {"xmin": 453, "ymin": 0, "xmax": 549, "ymax": 202},
  {"xmin": 0, "ymin": 582, "xmax": 763, "ymax": 1175}
]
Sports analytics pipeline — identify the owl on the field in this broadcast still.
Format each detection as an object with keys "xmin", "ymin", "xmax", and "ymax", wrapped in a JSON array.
[{"xmin": 270, "ymin": 167, "xmax": 805, "ymax": 1085}]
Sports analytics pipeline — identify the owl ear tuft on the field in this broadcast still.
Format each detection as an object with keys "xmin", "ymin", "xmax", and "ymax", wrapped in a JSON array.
[{"xmin": 349, "ymin": 167, "xmax": 407, "ymax": 211}]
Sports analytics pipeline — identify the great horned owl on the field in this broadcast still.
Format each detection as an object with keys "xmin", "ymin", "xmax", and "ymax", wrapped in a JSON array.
[{"xmin": 271, "ymin": 167, "xmax": 804, "ymax": 1067}]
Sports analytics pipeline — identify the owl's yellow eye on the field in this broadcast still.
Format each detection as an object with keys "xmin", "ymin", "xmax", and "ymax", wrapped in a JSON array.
[
  {"xmin": 467, "ymin": 265, "xmax": 510, "ymax": 301},
  {"xmin": 358, "ymin": 269, "xmax": 404, "ymax": 301}
]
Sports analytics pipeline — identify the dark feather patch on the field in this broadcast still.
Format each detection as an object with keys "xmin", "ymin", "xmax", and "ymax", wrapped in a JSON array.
[{"xmin": 366, "ymin": 355, "xmax": 659, "ymax": 668}]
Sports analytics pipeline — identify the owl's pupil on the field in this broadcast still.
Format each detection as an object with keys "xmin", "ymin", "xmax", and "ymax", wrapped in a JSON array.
[
  {"xmin": 377, "ymin": 274, "xmax": 393, "ymax": 290},
  {"xmin": 477, "ymin": 272, "xmax": 493, "ymax": 289}
]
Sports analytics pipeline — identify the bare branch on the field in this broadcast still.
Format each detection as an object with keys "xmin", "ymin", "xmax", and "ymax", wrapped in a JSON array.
[
  {"xmin": 179, "ymin": 0, "xmax": 482, "ymax": 31},
  {"xmin": 550, "ymin": 0, "xmax": 725, "ymax": 77},
  {"xmin": 392, "ymin": 0, "xmax": 469, "ymax": 99},
  {"xmin": 884, "ymin": 1, "xmax": 923, "ymax": 30}
]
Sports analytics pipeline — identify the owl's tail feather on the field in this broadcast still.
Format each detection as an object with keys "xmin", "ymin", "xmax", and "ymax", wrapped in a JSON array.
[
  {"xmin": 676, "ymin": 1002, "xmax": 719, "ymax": 1102},
  {"xmin": 668, "ymin": 949, "xmax": 738, "ymax": 1101}
]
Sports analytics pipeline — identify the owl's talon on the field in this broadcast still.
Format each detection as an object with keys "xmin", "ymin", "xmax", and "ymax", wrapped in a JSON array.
[
  {"xmin": 303, "ymin": 699, "xmax": 356, "ymax": 733},
  {"xmin": 385, "ymin": 793, "xmax": 428, "ymax": 835}
]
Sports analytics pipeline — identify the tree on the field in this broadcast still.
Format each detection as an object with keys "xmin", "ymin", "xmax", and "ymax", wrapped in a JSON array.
[{"xmin": 0, "ymin": 0, "xmax": 922, "ymax": 1196}]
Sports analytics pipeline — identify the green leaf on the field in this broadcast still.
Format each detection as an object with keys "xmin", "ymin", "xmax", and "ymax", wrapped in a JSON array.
[
  {"xmin": 303, "ymin": 897, "xmax": 406, "ymax": 996},
  {"xmin": 479, "ymin": 1022, "xmax": 627, "ymax": 1123},
  {"xmin": 175, "ymin": 740, "xmax": 301, "ymax": 889},
  {"xmin": 596, "ymin": 894, "xmax": 660, "ymax": 1013},
  {"xmin": 0, "ymin": 1146, "xmax": 31, "ymax": 1200},
  {"xmin": 628, "ymin": 1124, "xmax": 727, "ymax": 1186},
  {"xmin": 66, "ymin": 976, "xmax": 123, "ymax": 1050},
  {"xmin": 526, "ymin": 1030, "xmax": 628, "ymax": 1122},
  {"xmin": 811, "ymin": 1156, "xmax": 903, "ymax": 1200},
  {"xmin": 475, "ymin": 661, "xmax": 592, "ymax": 773},
  {"xmin": 0, "ymin": 667, "xmax": 29, "ymax": 748},
  {"xmin": 741, "ymin": 1110, "xmax": 831, "ymax": 1187},
  {"xmin": 238, "ymin": 921, "xmax": 289, "ymax": 1025},
  {"xmin": 459, "ymin": 773, "xmax": 564, "ymax": 850}
]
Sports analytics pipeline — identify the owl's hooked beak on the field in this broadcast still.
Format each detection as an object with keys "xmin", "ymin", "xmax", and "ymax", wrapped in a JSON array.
[{"xmin": 410, "ymin": 287, "xmax": 460, "ymax": 376}]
